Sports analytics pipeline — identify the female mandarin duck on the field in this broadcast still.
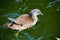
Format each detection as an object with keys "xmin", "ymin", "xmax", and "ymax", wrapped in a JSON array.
[{"xmin": 5, "ymin": 9, "xmax": 44, "ymax": 31}]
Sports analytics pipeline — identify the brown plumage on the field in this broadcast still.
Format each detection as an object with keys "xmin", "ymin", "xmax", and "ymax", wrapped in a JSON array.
[
  {"xmin": 4, "ymin": 9, "xmax": 44, "ymax": 31},
  {"xmin": 5, "ymin": 14, "xmax": 34, "ymax": 31}
]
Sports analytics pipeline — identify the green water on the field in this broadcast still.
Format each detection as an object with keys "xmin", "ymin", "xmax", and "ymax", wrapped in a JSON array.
[{"xmin": 0, "ymin": 0, "xmax": 60, "ymax": 40}]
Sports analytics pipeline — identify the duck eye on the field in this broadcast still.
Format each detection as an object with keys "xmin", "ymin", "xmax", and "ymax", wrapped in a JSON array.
[{"xmin": 37, "ymin": 12, "xmax": 40, "ymax": 13}]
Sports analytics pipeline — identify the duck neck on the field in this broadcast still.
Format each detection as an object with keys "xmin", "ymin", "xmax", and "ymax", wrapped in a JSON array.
[{"xmin": 30, "ymin": 14, "xmax": 38, "ymax": 25}]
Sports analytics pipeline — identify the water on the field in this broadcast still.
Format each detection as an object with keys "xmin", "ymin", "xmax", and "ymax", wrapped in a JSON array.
[{"xmin": 0, "ymin": 0, "xmax": 60, "ymax": 40}]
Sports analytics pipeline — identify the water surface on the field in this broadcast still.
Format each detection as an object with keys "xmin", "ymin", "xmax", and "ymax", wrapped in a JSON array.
[{"xmin": 0, "ymin": 0, "xmax": 60, "ymax": 40}]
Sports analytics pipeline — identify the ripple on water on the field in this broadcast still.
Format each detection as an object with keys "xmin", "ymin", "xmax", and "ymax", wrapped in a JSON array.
[
  {"xmin": 17, "ymin": 2, "xmax": 28, "ymax": 12},
  {"xmin": 36, "ymin": 37, "xmax": 43, "ymax": 40},
  {"xmin": 3, "ymin": 12, "xmax": 20, "ymax": 18},
  {"xmin": 57, "ymin": 6, "xmax": 60, "ymax": 11},
  {"xmin": 17, "ymin": 8, "xmax": 22, "ymax": 12},
  {"xmin": 47, "ymin": 0, "xmax": 60, "ymax": 8},
  {"xmin": 23, "ymin": 6, "xmax": 28, "ymax": 12},
  {"xmin": 19, "ymin": 31, "xmax": 35, "ymax": 40}
]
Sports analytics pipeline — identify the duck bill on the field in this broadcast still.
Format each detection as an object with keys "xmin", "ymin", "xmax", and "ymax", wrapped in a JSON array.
[{"xmin": 40, "ymin": 13, "xmax": 44, "ymax": 15}]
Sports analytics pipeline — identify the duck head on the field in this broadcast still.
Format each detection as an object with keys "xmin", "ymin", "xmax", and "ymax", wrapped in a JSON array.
[{"xmin": 30, "ymin": 9, "xmax": 44, "ymax": 16}]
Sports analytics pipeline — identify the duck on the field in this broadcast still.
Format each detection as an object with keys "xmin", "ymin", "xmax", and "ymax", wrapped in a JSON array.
[{"xmin": 5, "ymin": 9, "xmax": 44, "ymax": 31}]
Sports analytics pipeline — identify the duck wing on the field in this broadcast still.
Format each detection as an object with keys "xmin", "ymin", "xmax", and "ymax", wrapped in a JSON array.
[
  {"xmin": 8, "ymin": 18, "xmax": 16, "ymax": 22},
  {"xmin": 7, "ymin": 14, "xmax": 34, "ymax": 31},
  {"xmin": 15, "ymin": 14, "xmax": 34, "ymax": 24}
]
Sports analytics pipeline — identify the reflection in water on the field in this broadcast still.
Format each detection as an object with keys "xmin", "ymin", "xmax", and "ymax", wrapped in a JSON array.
[
  {"xmin": 22, "ymin": 31, "xmax": 35, "ymax": 40},
  {"xmin": 21, "ymin": 31, "xmax": 43, "ymax": 40},
  {"xmin": 0, "ymin": 26, "xmax": 7, "ymax": 29},
  {"xmin": 47, "ymin": 0, "xmax": 60, "ymax": 8}
]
